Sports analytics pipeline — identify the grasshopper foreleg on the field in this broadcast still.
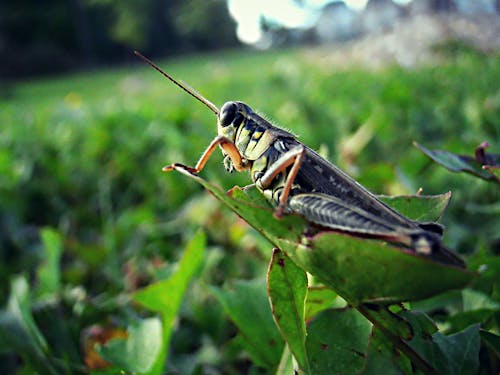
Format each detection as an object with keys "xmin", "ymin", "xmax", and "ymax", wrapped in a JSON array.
[
  {"xmin": 163, "ymin": 135, "xmax": 250, "ymax": 174},
  {"xmin": 257, "ymin": 146, "xmax": 306, "ymax": 219}
]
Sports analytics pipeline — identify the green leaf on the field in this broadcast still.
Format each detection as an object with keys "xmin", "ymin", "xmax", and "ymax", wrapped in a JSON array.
[
  {"xmin": 362, "ymin": 328, "xmax": 411, "ymax": 375},
  {"xmin": 1, "ymin": 277, "xmax": 48, "ymax": 353},
  {"xmin": 414, "ymin": 142, "xmax": 500, "ymax": 183},
  {"xmin": 432, "ymin": 324, "xmax": 480, "ymax": 375},
  {"xmin": 480, "ymin": 330, "xmax": 500, "ymax": 358},
  {"xmin": 399, "ymin": 310, "xmax": 438, "ymax": 337},
  {"xmin": 378, "ymin": 192, "xmax": 451, "ymax": 222},
  {"xmin": 483, "ymin": 164, "xmax": 500, "ymax": 180},
  {"xmin": 287, "ymin": 232, "xmax": 472, "ymax": 304},
  {"xmin": 404, "ymin": 310, "xmax": 480, "ymax": 375},
  {"xmin": 36, "ymin": 228, "xmax": 63, "ymax": 297},
  {"xmin": 98, "ymin": 317, "xmax": 163, "ymax": 373},
  {"xmin": 276, "ymin": 345, "xmax": 295, "ymax": 375},
  {"xmin": 133, "ymin": 229, "xmax": 205, "ymax": 313},
  {"xmin": 168, "ymin": 170, "xmax": 475, "ymax": 304},
  {"xmin": 306, "ymin": 308, "xmax": 371, "ymax": 375},
  {"xmin": 359, "ymin": 304, "xmax": 414, "ymax": 340},
  {"xmin": 446, "ymin": 289, "xmax": 500, "ymax": 332},
  {"xmin": 0, "ymin": 276, "xmax": 58, "ymax": 374},
  {"xmin": 408, "ymin": 290, "xmax": 462, "ymax": 314},
  {"xmin": 468, "ymin": 253, "xmax": 500, "ymax": 297},
  {"xmin": 305, "ymin": 287, "xmax": 338, "ymax": 320},
  {"xmin": 462, "ymin": 288, "xmax": 500, "ymax": 311},
  {"xmin": 401, "ymin": 312, "xmax": 447, "ymax": 374},
  {"xmin": 211, "ymin": 278, "xmax": 284, "ymax": 369},
  {"xmin": 267, "ymin": 248, "xmax": 310, "ymax": 372},
  {"xmin": 132, "ymin": 230, "xmax": 205, "ymax": 371}
]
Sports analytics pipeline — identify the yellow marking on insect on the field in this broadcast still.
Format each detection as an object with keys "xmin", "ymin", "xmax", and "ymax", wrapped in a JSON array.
[
  {"xmin": 252, "ymin": 131, "xmax": 263, "ymax": 140},
  {"xmin": 244, "ymin": 131, "xmax": 265, "ymax": 155},
  {"xmin": 246, "ymin": 131, "xmax": 275, "ymax": 160}
]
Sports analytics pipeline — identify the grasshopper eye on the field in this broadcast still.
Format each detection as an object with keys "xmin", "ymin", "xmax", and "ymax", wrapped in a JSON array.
[{"xmin": 219, "ymin": 102, "xmax": 238, "ymax": 127}]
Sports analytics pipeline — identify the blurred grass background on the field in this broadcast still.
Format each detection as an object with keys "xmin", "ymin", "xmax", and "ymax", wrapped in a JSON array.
[{"xmin": 1, "ymin": 44, "xmax": 499, "ymax": 372}]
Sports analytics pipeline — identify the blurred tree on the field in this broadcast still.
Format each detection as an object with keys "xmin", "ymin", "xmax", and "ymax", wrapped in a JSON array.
[
  {"xmin": 0, "ymin": 0, "xmax": 238, "ymax": 78},
  {"xmin": 86, "ymin": 0, "xmax": 179, "ymax": 55},
  {"xmin": 69, "ymin": 0, "xmax": 93, "ymax": 66},
  {"xmin": 0, "ymin": 0, "xmax": 79, "ymax": 76},
  {"xmin": 410, "ymin": 0, "xmax": 457, "ymax": 13},
  {"xmin": 430, "ymin": 0, "xmax": 456, "ymax": 11},
  {"xmin": 173, "ymin": 0, "xmax": 238, "ymax": 52},
  {"xmin": 87, "ymin": 0, "xmax": 238, "ymax": 56}
]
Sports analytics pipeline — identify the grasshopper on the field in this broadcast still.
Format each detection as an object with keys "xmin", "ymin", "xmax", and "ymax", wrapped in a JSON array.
[{"xmin": 135, "ymin": 51, "xmax": 465, "ymax": 268}]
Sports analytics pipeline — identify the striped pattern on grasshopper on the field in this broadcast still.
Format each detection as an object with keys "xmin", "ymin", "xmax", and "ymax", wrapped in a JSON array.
[{"xmin": 135, "ymin": 52, "xmax": 465, "ymax": 268}]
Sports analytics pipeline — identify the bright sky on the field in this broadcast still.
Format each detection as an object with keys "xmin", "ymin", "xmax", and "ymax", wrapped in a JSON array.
[{"xmin": 227, "ymin": 0, "xmax": 412, "ymax": 44}]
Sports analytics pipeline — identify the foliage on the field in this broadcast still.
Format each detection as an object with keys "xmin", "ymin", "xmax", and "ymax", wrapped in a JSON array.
[
  {"xmin": 167, "ymin": 167, "xmax": 478, "ymax": 373},
  {"xmin": 174, "ymin": 169, "xmax": 473, "ymax": 303},
  {"xmin": 0, "ymin": 47, "xmax": 499, "ymax": 373},
  {"xmin": 415, "ymin": 141, "xmax": 500, "ymax": 183},
  {"xmin": 0, "ymin": 0, "xmax": 238, "ymax": 77}
]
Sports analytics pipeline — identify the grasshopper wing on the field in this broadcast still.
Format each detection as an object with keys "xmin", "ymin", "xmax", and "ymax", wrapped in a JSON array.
[
  {"xmin": 288, "ymin": 193, "xmax": 465, "ymax": 268},
  {"xmin": 288, "ymin": 193, "xmax": 417, "ymax": 239}
]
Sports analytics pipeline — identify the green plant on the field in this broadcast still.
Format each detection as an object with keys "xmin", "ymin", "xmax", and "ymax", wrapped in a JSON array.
[{"xmin": 0, "ymin": 47, "xmax": 498, "ymax": 374}]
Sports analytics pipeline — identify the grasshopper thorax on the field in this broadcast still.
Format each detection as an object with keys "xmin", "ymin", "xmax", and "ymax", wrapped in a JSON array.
[{"xmin": 217, "ymin": 101, "xmax": 249, "ymax": 142}]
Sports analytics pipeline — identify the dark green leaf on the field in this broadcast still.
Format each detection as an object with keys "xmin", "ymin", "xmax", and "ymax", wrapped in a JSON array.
[
  {"xmin": 448, "ymin": 309, "xmax": 495, "ymax": 334},
  {"xmin": 409, "ymin": 290, "xmax": 462, "ymax": 314},
  {"xmin": 432, "ymin": 324, "xmax": 480, "ymax": 375},
  {"xmin": 359, "ymin": 305, "xmax": 414, "ymax": 340},
  {"xmin": 211, "ymin": 278, "xmax": 283, "ymax": 369},
  {"xmin": 480, "ymin": 330, "xmax": 500, "ymax": 358},
  {"xmin": 468, "ymin": 253, "xmax": 500, "ymax": 298},
  {"xmin": 267, "ymin": 248, "xmax": 309, "ymax": 372},
  {"xmin": 0, "ymin": 276, "xmax": 58, "ymax": 374},
  {"xmin": 306, "ymin": 308, "xmax": 371, "ymax": 375},
  {"xmin": 399, "ymin": 310, "xmax": 438, "ymax": 337},
  {"xmin": 446, "ymin": 289, "xmax": 500, "ymax": 332},
  {"xmin": 483, "ymin": 165, "xmax": 500, "ymax": 180},
  {"xmin": 404, "ymin": 310, "xmax": 480, "ymax": 375},
  {"xmin": 414, "ymin": 142, "xmax": 499, "ymax": 183},
  {"xmin": 362, "ymin": 328, "xmax": 411, "ymax": 375}
]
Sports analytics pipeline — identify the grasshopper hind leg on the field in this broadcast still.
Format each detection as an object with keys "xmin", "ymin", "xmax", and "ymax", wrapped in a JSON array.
[{"xmin": 255, "ymin": 146, "xmax": 306, "ymax": 218}]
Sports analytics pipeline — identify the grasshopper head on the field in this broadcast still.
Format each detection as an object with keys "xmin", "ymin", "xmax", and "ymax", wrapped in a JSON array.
[{"xmin": 217, "ymin": 101, "xmax": 249, "ymax": 142}]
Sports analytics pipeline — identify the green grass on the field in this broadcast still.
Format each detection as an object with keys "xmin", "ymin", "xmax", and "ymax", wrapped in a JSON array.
[{"xmin": 0, "ymin": 46, "xmax": 499, "ymax": 374}]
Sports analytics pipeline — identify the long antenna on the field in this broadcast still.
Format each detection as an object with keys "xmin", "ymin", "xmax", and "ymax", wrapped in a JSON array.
[{"xmin": 134, "ymin": 51, "xmax": 219, "ymax": 115}]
